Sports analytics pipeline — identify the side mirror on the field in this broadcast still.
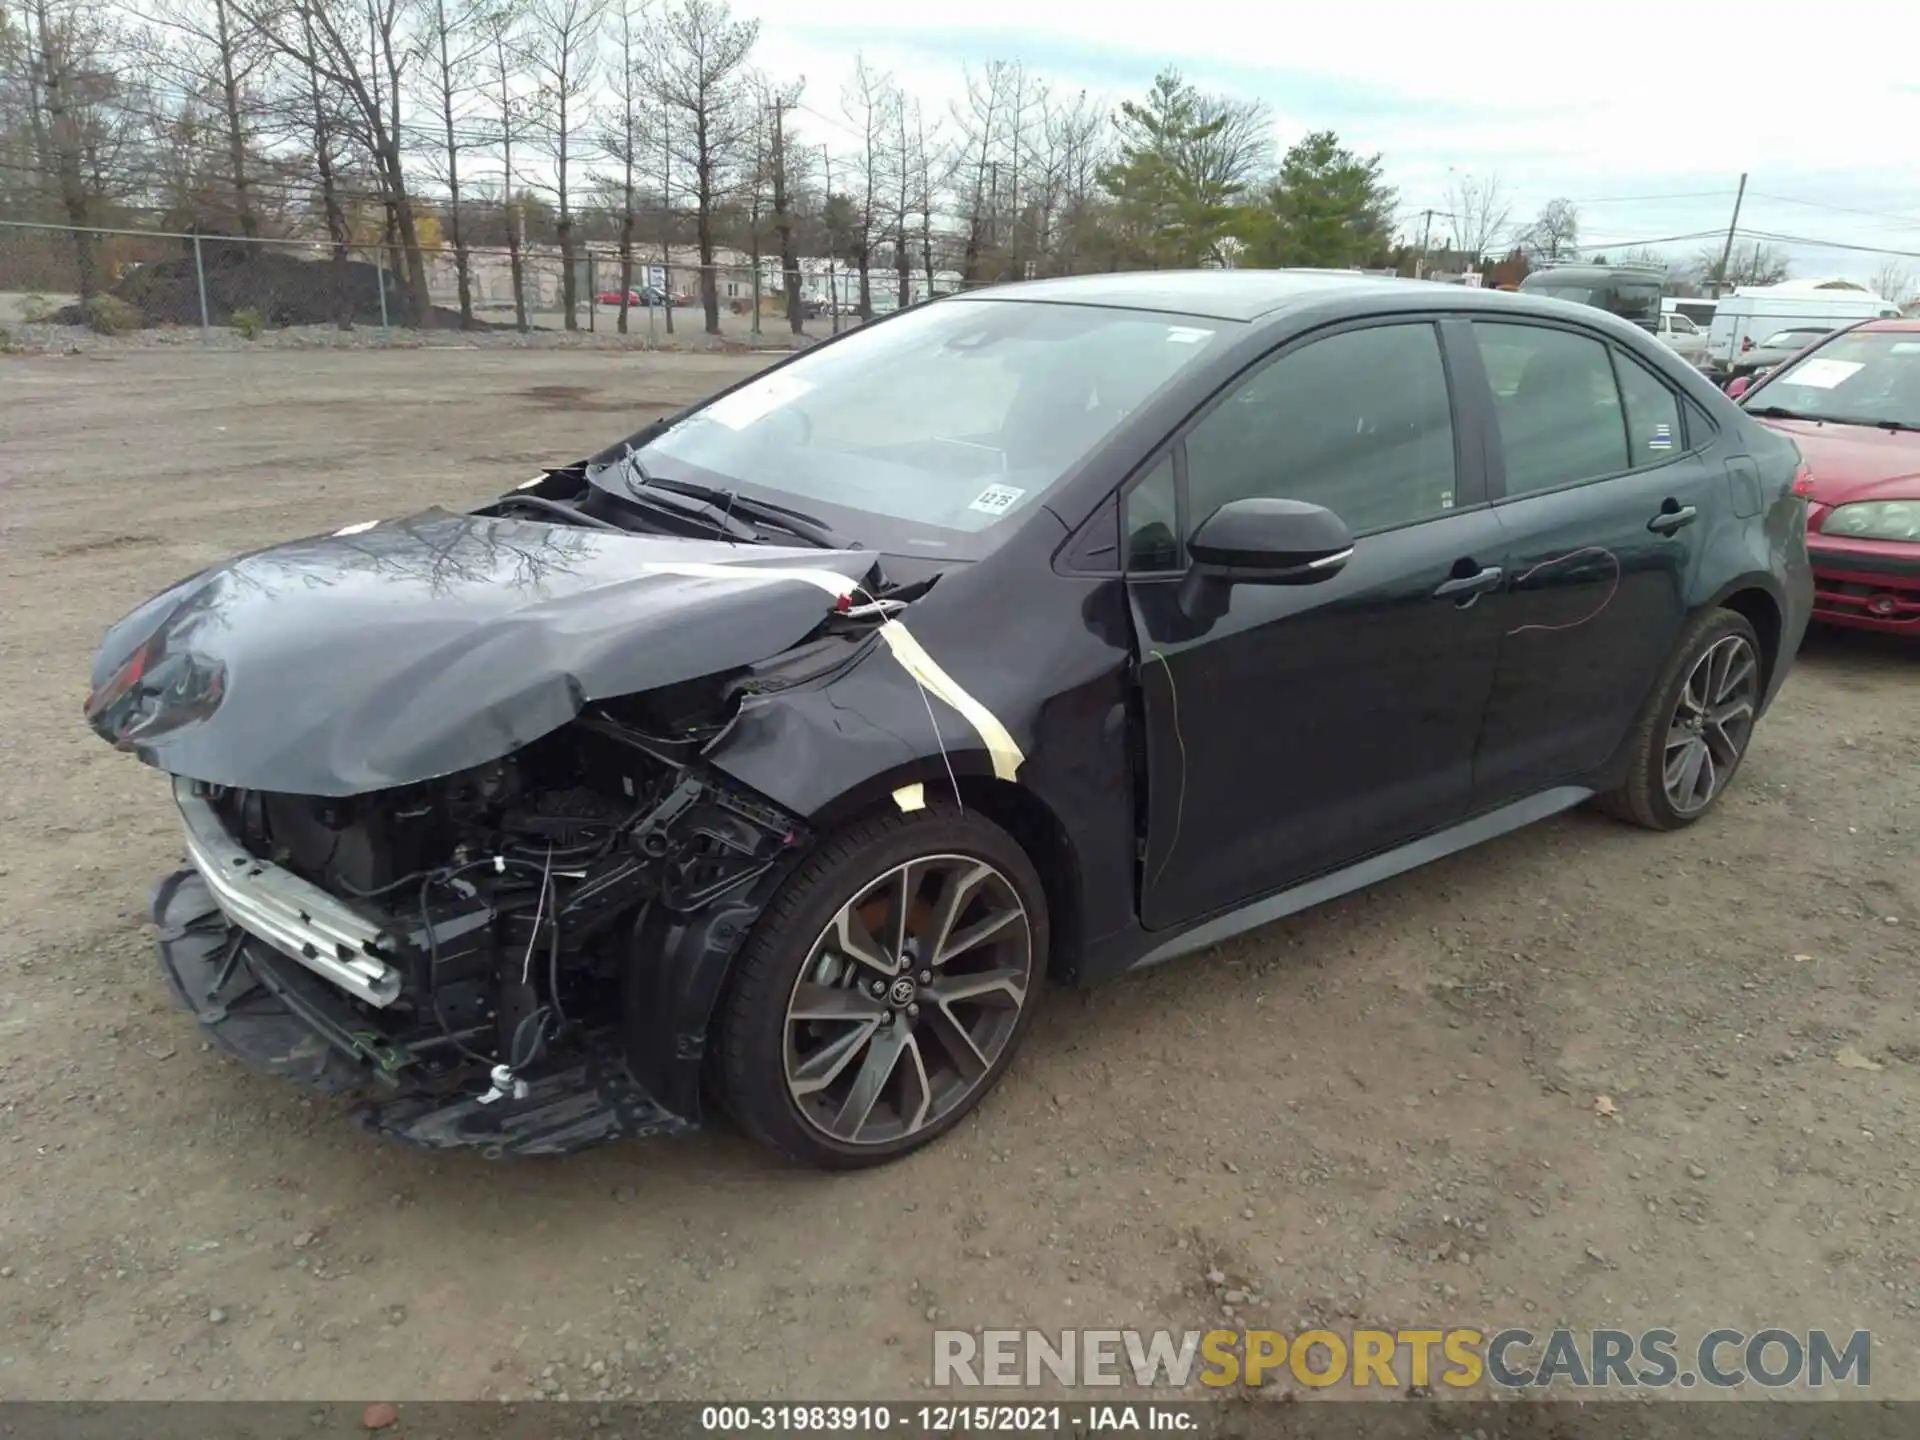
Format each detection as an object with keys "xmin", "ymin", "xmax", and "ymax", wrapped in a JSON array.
[
  {"xmin": 1724, "ymin": 375, "xmax": 1752, "ymax": 400},
  {"xmin": 1179, "ymin": 498, "xmax": 1353, "ymax": 620}
]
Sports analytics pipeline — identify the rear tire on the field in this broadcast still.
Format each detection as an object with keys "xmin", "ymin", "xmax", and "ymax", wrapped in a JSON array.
[
  {"xmin": 1597, "ymin": 608, "xmax": 1763, "ymax": 831},
  {"xmin": 716, "ymin": 805, "xmax": 1047, "ymax": 1170}
]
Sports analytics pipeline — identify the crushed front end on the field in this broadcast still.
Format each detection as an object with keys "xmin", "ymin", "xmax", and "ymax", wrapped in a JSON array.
[{"xmin": 149, "ymin": 690, "xmax": 810, "ymax": 1158}]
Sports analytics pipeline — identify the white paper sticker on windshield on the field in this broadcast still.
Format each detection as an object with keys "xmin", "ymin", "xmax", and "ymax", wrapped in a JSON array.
[
  {"xmin": 1166, "ymin": 326, "xmax": 1211, "ymax": 344},
  {"xmin": 702, "ymin": 373, "xmax": 813, "ymax": 430},
  {"xmin": 1781, "ymin": 358, "xmax": 1863, "ymax": 390},
  {"xmin": 1891, "ymin": 342, "xmax": 1920, "ymax": 355},
  {"xmin": 968, "ymin": 483, "xmax": 1027, "ymax": 516}
]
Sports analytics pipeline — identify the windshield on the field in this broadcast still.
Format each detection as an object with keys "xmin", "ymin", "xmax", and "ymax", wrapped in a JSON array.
[
  {"xmin": 1524, "ymin": 278, "xmax": 1662, "ymax": 327},
  {"xmin": 605, "ymin": 299, "xmax": 1227, "ymax": 558},
  {"xmin": 1743, "ymin": 331, "xmax": 1920, "ymax": 429}
]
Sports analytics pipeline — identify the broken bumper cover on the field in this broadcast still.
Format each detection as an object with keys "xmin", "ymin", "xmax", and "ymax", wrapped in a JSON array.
[{"xmin": 149, "ymin": 864, "xmax": 694, "ymax": 1158}]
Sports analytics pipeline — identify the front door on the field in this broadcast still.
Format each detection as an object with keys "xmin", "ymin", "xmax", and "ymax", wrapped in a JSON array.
[
  {"xmin": 1124, "ymin": 319, "xmax": 1506, "ymax": 931},
  {"xmin": 1462, "ymin": 319, "xmax": 1722, "ymax": 802}
]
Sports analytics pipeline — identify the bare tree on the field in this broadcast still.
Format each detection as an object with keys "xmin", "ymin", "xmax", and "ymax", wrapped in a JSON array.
[
  {"xmin": 136, "ymin": 0, "xmax": 266, "ymax": 235},
  {"xmin": 414, "ymin": 0, "xmax": 487, "ymax": 326},
  {"xmin": 887, "ymin": 89, "xmax": 917, "ymax": 307},
  {"xmin": 527, "ymin": 0, "xmax": 606, "ymax": 330},
  {"xmin": 910, "ymin": 101, "xmax": 942, "ymax": 289},
  {"xmin": 1693, "ymin": 239, "xmax": 1789, "ymax": 290},
  {"xmin": 597, "ymin": 0, "xmax": 652, "ymax": 333},
  {"xmin": 1028, "ymin": 87, "xmax": 1104, "ymax": 276},
  {"xmin": 1870, "ymin": 259, "xmax": 1915, "ymax": 308},
  {"xmin": 1521, "ymin": 196, "xmax": 1579, "ymax": 263},
  {"xmin": 986, "ymin": 61, "xmax": 1049, "ymax": 280},
  {"xmin": 1446, "ymin": 171, "xmax": 1511, "ymax": 264},
  {"xmin": 948, "ymin": 61, "xmax": 1006, "ymax": 283},
  {"xmin": 19, "ymin": 0, "xmax": 136, "ymax": 301},
  {"xmin": 238, "ymin": 0, "xmax": 433, "ymax": 325},
  {"xmin": 286, "ymin": 5, "xmax": 354, "ymax": 325},
  {"xmin": 476, "ymin": 1, "xmax": 530, "ymax": 329},
  {"xmin": 641, "ymin": 0, "xmax": 757, "ymax": 335},
  {"xmin": 840, "ymin": 52, "xmax": 894, "ymax": 319}
]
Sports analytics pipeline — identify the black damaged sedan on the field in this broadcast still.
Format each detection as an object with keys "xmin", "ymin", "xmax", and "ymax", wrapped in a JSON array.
[{"xmin": 86, "ymin": 271, "xmax": 1814, "ymax": 1168}]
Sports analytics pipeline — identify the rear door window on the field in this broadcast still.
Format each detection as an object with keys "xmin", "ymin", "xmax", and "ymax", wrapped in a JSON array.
[
  {"xmin": 1612, "ymin": 351, "xmax": 1685, "ymax": 463},
  {"xmin": 1473, "ymin": 322, "xmax": 1629, "ymax": 496}
]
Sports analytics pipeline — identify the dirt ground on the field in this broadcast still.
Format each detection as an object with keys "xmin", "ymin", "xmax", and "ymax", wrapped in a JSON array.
[{"xmin": 0, "ymin": 347, "xmax": 1915, "ymax": 1405}]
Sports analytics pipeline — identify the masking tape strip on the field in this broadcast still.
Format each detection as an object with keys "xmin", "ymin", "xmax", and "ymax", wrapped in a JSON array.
[
  {"xmin": 876, "ymin": 619, "xmax": 1025, "ymax": 783},
  {"xmin": 628, "ymin": 560, "xmax": 861, "ymax": 598},
  {"xmin": 584, "ymin": 559, "xmax": 1025, "ymax": 782}
]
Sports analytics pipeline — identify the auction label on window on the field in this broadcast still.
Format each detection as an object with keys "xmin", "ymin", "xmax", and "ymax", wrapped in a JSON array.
[
  {"xmin": 968, "ymin": 483, "xmax": 1027, "ymax": 516},
  {"xmin": 1780, "ymin": 358, "xmax": 1863, "ymax": 390}
]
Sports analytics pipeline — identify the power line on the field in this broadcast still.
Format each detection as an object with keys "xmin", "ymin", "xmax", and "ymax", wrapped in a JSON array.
[
  {"xmin": 1561, "ymin": 189, "xmax": 1739, "ymax": 205},
  {"xmin": 1738, "ymin": 227, "xmax": 1920, "ymax": 261},
  {"xmin": 1745, "ymin": 190, "xmax": 1920, "ymax": 228}
]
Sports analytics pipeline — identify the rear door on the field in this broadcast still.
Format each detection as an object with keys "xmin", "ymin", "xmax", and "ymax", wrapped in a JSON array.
[{"xmin": 1461, "ymin": 319, "xmax": 1726, "ymax": 805}]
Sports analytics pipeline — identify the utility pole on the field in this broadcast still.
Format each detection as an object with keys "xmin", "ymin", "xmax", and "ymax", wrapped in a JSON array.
[
  {"xmin": 1712, "ymin": 172, "xmax": 1748, "ymax": 299},
  {"xmin": 1417, "ymin": 208, "xmax": 1434, "ymax": 279},
  {"xmin": 767, "ymin": 93, "xmax": 803, "ymax": 335},
  {"xmin": 824, "ymin": 147, "xmax": 839, "ymax": 335},
  {"xmin": 748, "ymin": 113, "xmax": 764, "ymax": 338},
  {"xmin": 658, "ymin": 101, "xmax": 674, "ymax": 336}
]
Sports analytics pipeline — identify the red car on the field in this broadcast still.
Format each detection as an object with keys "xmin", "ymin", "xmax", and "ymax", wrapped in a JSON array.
[
  {"xmin": 1731, "ymin": 318, "xmax": 1920, "ymax": 634},
  {"xmin": 595, "ymin": 286, "xmax": 675, "ymax": 308}
]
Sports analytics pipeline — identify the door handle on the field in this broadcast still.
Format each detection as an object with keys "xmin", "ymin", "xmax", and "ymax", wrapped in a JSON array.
[
  {"xmin": 1432, "ymin": 565, "xmax": 1504, "ymax": 602},
  {"xmin": 1648, "ymin": 502, "xmax": 1698, "ymax": 535}
]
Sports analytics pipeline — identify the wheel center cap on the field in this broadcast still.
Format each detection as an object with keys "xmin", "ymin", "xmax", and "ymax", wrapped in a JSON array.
[{"xmin": 889, "ymin": 977, "xmax": 917, "ymax": 1007}]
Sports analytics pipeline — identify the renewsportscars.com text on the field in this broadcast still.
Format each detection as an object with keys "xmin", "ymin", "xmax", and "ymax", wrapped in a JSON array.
[{"xmin": 932, "ymin": 1327, "xmax": 1872, "ymax": 1391}]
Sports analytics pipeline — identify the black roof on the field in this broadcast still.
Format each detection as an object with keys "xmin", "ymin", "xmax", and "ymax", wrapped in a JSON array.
[{"xmin": 950, "ymin": 269, "xmax": 1500, "ymax": 322}]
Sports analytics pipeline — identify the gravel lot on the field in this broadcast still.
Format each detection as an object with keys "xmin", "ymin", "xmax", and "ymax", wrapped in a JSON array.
[{"xmin": 0, "ymin": 346, "xmax": 1915, "ymax": 1404}]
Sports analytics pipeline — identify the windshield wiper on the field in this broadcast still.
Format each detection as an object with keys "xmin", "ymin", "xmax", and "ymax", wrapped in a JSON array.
[
  {"xmin": 633, "ymin": 472, "xmax": 850, "ymax": 551},
  {"xmin": 1748, "ymin": 405, "xmax": 1918, "ymax": 433},
  {"xmin": 618, "ymin": 459, "xmax": 760, "ymax": 542}
]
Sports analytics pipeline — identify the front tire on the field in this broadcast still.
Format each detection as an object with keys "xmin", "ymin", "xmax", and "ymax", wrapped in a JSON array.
[
  {"xmin": 716, "ymin": 805, "xmax": 1048, "ymax": 1169},
  {"xmin": 1598, "ymin": 608, "xmax": 1763, "ymax": 831}
]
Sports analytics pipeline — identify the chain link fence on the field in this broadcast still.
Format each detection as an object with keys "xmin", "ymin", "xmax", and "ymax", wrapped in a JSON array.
[{"xmin": 0, "ymin": 219, "xmax": 973, "ymax": 346}]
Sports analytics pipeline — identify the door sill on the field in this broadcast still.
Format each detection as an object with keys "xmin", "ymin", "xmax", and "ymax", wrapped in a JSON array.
[{"xmin": 1130, "ymin": 786, "xmax": 1594, "ymax": 971}]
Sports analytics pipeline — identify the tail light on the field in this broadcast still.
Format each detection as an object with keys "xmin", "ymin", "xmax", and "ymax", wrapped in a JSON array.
[
  {"xmin": 1740, "ymin": 335, "xmax": 1754, "ymax": 351},
  {"xmin": 1791, "ymin": 464, "xmax": 1817, "ymax": 499}
]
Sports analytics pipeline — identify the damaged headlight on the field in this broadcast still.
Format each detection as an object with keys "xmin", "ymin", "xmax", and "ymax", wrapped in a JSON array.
[
  {"xmin": 1822, "ymin": 501, "xmax": 1920, "ymax": 543},
  {"xmin": 83, "ymin": 630, "xmax": 228, "ymax": 749}
]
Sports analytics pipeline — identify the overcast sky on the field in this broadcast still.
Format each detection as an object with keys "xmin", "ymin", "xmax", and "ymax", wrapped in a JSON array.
[{"xmin": 742, "ymin": 1, "xmax": 1920, "ymax": 290}]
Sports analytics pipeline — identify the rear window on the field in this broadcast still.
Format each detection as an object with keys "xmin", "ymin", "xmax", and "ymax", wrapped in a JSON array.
[{"xmin": 1521, "ymin": 276, "xmax": 1661, "ymax": 327}]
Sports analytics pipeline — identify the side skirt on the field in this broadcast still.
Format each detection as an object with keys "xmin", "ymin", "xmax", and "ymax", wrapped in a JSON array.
[{"xmin": 1129, "ymin": 785, "xmax": 1594, "ymax": 972}]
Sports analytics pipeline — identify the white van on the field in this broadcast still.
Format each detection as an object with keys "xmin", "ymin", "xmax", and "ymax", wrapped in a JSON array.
[{"xmin": 1703, "ymin": 280, "xmax": 1899, "ymax": 377}]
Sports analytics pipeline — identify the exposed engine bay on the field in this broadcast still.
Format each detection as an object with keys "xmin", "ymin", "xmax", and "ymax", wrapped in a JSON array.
[{"xmin": 160, "ymin": 667, "xmax": 840, "ymax": 1155}]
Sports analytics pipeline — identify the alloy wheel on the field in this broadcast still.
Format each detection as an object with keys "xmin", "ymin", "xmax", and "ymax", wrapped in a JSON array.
[
  {"xmin": 782, "ymin": 854, "xmax": 1031, "ymax": 1147},
  {"xmin": 1663, "ymin": 634, "xmax": 1759, "ymax": 816}
]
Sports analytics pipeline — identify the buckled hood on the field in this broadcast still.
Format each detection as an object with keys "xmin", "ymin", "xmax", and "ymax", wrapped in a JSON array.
[{"xmin": 84, "ymin": 508, "xmax": 874, "ymax": 796}]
